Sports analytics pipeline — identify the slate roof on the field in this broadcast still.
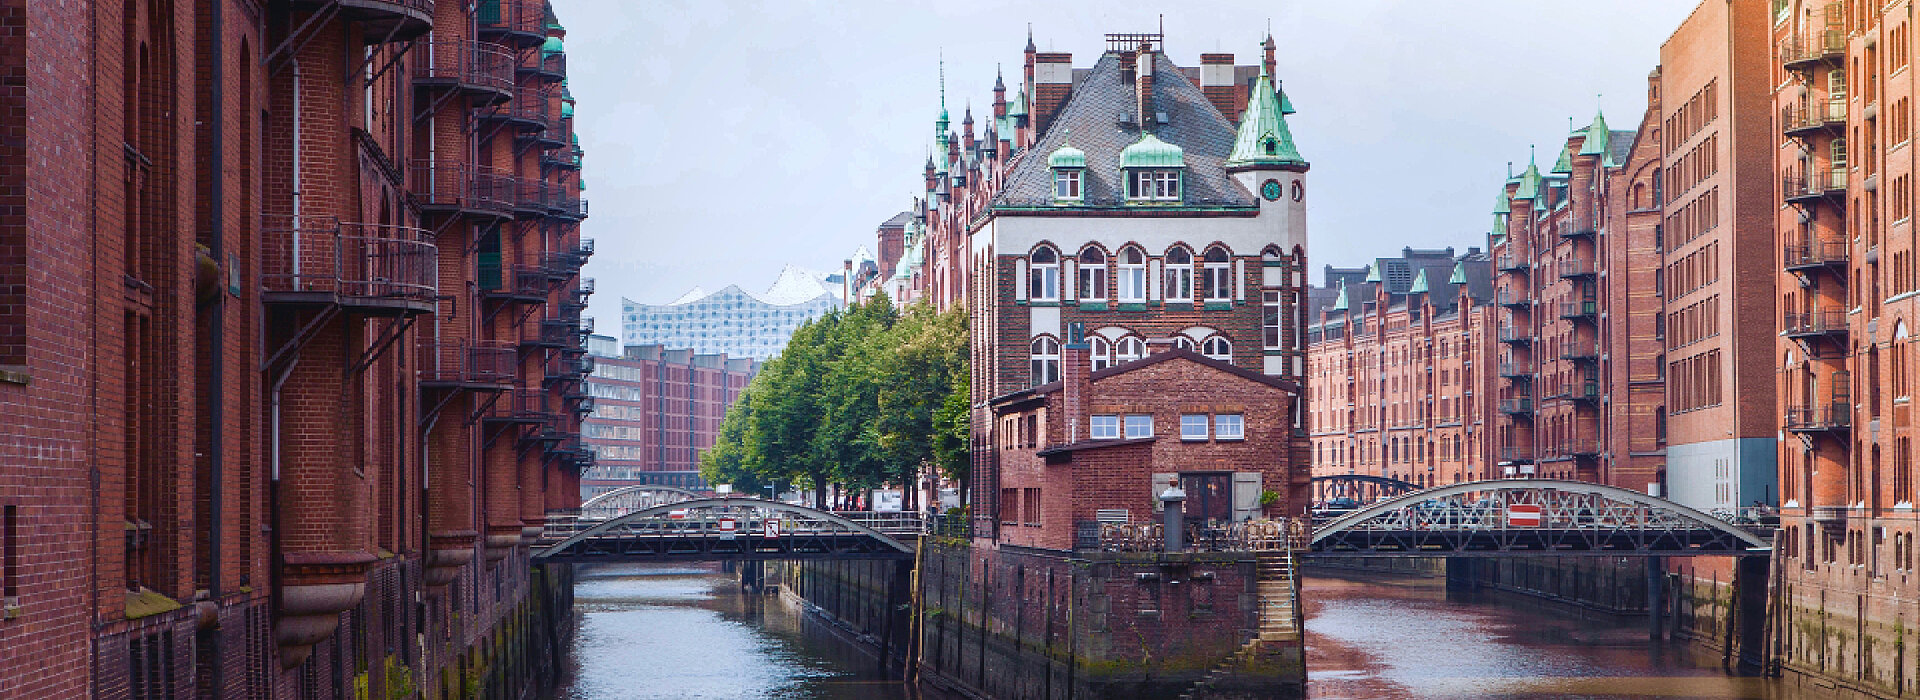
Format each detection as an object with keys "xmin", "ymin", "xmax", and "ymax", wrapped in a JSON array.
[
  {"xmin": 879, "ymin": 210, "xmax": 914, "ymax": 229},
  {"xmin": 992, "ymin": 52, "xmax": 1255, "ymax": 209}
]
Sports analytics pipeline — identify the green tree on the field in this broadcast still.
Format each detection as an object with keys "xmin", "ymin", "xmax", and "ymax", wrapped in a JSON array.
[
  {"xmin": 814, "ymin": 296, "xmax": 898, "ymax": 500},
  {"xmin": 877, "ymin": 303, "xmax": 969, "ymax": 509}
]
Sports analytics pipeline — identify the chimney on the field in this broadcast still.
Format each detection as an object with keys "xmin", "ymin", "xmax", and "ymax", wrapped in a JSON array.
[
  {"xmin": 1032, "ymin": 52, "xmax": 1074, "ymax": 136},
  {"xmin": 1135, "ymin": 42, "xmax": 1155, "ymax": 130},
  {"xmin": 1262, "ymin": 34, "xmax": 1276, "ymax": 78},
  {"xmin": 1062, "ymin": 323, "xmax": 1090, "ymax": 443},
  {"xmin": 1199, "ymin": 53, "xmax": 1238, "ymax": 119}
]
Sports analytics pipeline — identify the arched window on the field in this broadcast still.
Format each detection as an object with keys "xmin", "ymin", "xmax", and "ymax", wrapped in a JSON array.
[
  {"xmin": 1030, "ymin": 336, "xmax": 1060, "ymax": 386},
  {"xmin": 1896, "ymin": 321, "xmax": 1912, "ymax": 400},
  {"xmin": 1173, "ymin": 336, "xmax": 1197, "ymax": 352},
  {"xmin": 1115, "ymin": 336, "xmax": 1146, "ymax": 364},
  {"xmin": 1117, "ymin": 246, "xmax": 1147, "ymax": 302},
  {"xmin": 1079, "ymin": 246, "xmax": 1107, "ymax": 300},
  {"xmin": 1164, "ymin": 246, "xmax": 1194, "ymax": 302},
  {"xmin": 1029, "ymin": 246, "xmax": 1059, "ymax": 301},
  {"xmin": 1202, "ymin": 246, "xmax": 1232, "ymax": 301},
  {"xmin": 1201, "ymin": 336, "xmax": 1232, "ymax": 361},
  {"xmin": 1089, "ymin": 336, "xmax": 1113, "ymax": 371}
]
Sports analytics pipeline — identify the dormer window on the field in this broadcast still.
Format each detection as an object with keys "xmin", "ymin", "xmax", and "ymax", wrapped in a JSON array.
[
  {"xmin": 1127, "ymin": 170, "xmax": 1181, "ymax": 201},
  {"xmin": 1119, "ymin": 133, "xmax": 1185, "ymax": 204},
  {"xmin": 1046, "ymin": 138, "xmax": 1087, "ymax": 203}
]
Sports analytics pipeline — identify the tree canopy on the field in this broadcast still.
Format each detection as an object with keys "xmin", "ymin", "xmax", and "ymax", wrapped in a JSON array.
[{"xmin": 700, "ymin": 295, "xmax": 969, "ymax": 509}]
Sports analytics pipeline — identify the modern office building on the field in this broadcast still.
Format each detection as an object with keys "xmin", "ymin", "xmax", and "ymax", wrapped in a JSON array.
[{"xmin": 580, "ymin": 344, "xmax": 757, "ymax": 494}]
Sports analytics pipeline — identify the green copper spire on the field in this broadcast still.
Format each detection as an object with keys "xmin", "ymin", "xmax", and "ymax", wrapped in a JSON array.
[
  {"xmin": 1448, "ymin": 261, "xmax": 1468, "ymax": 285},
  {"xmin": 1578, "ymin": 107, "xmax": 1611, "ymax": 156},
  {"xmin": 1278, "ymin": 82, "xmax": 1296, "ymax": 115},
  {"xmin": 1551, "ymin": 144, "xmax": 1573, "ymax": 175},
  {"xmin": 1407, "ymin": 269, "xmax": 1430, "ymax": 295},
  {"xmin": 1330, "ymin": 282, "xmax": 1350, "ymax": 312},
  {"xmin": 1493, "ymin": 182, "xmax": 1511, "ymax": 214},
  {"xmin": 1364, "ymin": 263, "xmax": 1382, "ymax": 283},
  {"xmin": 1226, "ymin": 63, "xmax": 1307, "ymax": 168},
  {"xmin": 1513, "ymin": 147, "xmax": 1543, "ymax": 201}
]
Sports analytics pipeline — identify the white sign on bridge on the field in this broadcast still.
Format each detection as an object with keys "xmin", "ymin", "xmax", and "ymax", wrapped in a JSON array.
[{"xmin": 718, "ymin": 517, "xmax": 737, "ymax": 540}]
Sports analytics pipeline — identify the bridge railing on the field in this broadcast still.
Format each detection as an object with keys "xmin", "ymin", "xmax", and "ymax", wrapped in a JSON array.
[
  {"xmin": 535, "ymin": 506, "xmax": 923, "ymax": 546},
  {"xmin": 1082, "ymin": 518, "xmax": 1309, "ymax": 553}
]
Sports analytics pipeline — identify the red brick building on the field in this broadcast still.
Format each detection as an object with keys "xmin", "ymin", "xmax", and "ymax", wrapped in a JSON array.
[
  {"xmin": 581, "ymin": 344, "xmax": 757, "ymax": 495},
  {"xmin": 1306, "ymin": 249, "xmax": 1499, "ymax": 487},
  {"xmin": 989, "ymin": 341, "xmax": 1306, "ymax": 551},
  {"xmin": 0, "ymin": 0, "xmax": 589, "ymax": 696}
]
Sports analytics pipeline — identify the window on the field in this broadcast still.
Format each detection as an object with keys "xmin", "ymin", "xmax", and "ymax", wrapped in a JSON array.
[
  {"xmin": 1000, "ymin": 489, "xmax": 1019, "ymax": 525},
  {"xmin": 1174, "ymin": 336, "xmax": 1197, "ymax": 352},
  {"xmin": 1127, "ymin": 169, "xmax": 1181, "ymax": 201},
  {"xmin": 1263, "ymin": 290, "xmax": 1282, "ymax": 349},
  {"xmin": 1202, "ymin": 246, "xmax": 1232, "ymax": 300},
  {"xmin": 1089, "ymin": 336, "xmax": 1113, "ymax": 371},
  {"xmin": 1181, "ymin": 414, "xmax": 1210, "ymax": 441},
  {"xmin": 1022, "ymin": 487, "xmax": 1041, "ymax": 526},
  {"xmin": 1090, "ymin": 415, "xmax": 1120, "ymax": 439},
  {"xmin": 1216, "ymin": 414, "xmax": 1245, "ymax": 440},
  {"xmin": 1079, "ymin": 247, "xmax": 1107, "ymax": 300},
  {"xmin": 1117, "ymin": 247, "xmax": 1147, "ymax": 302},
  {"xmin": 1030, "ymin": 336, "xmax": 1060, "ymax": 386},
  {"xmin": 1124, "ymin": 414, "xmax": 1154, "ymax": 438},
  {"xmin": 1164, "ymin": 247, "xmax": 1194, "ymax": 301},
  {"xmin": 1029, "ymin": 247, "xmax": 1059, "ymax": 300},
  {"xmin": 1201, "ymin": 336, "xmax": 1232, "ymax": 361},
  {"xmin": 1053, "ymin": 169, "xmax": 1082, "ymax": 200},
  {"xmin": 1115, "ymin": 336, "xmax": 1146, "ymax": 364}
]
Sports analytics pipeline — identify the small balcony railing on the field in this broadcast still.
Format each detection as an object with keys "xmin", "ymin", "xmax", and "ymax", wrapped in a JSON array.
[
  {"xmin": 411, "ymin": 162, "xmax": 515, "ymax": 217},
  {"xmin": 488, "ymin": 84, "xmax": 557, "ymax": 133},
  {"xmin": 1499, "ymin": 447, "xmax": 1534, "ymax": 464},
  {"xmin": 521, "ymin": 50, "xmax": 566, "ymax": 81},
  {"xmin": 1558, "ymin": 300, "xmax": 1598, "ymax": 321},
  {"xmin": 1560, "ymin": 220, "xmax": 1597, "ymax": 240},
  {"xmin": 1783, "ymin": 99, "xmax": 1847, "ymax": 137},
  {"xmin": 262, "ymin": 218, "xmax": 437, "ymax": 313},
  {"xmin": 1559, "ymin": 344, "xmax": 1599, "ymax": 363},
  {"xmin": 1496, "ymin": 289, "xmax": 1530, "ymax": 308},
  {"xmin": 419, "ymin": 339, "xmax": 517, "ymax": 388},
  {"xmin": 476, "ymin": 0, "xmax": 543, "ymax": 46},
  {"xmin": 1558, "ymin": 259, "xmax": 1596, "ymax": 279},
  {"xmin": 540, "ymin": 251, "xmax": 583, "ymax": 280},
  {"xmin": 1784, "ymin": 240, "xmax": 1849, "ymax": 273},
  {"xmin": 1498, "ymin": 361, "xmax": 1531, "ymax": 379},
  {"xmin": 1496, "ymin": 254, "xmax": 1529, "ymax": 273},
  {"xmin": 1498, "ymin": 397, "xmax": 1534, "ymax": 415},
  {"xmin": 548, "ymin": 190, "xmax": 587, "ymax": 220},
  {"xmin": 1783, "ymin": 309, "xmax": 1849, "ymax": 341},
  {"xmin": 481, "ymin": 263, "xmax": 549, "ymax": 302},
  {"xmin": 412, "ymin": 40, "xmax": 514, "ymax": 101},
  {"xmin": 1498, "ymin": 326, "xmax": 1531, "ymax": 344},
  {"xmin": 1785, "ymin": 402, "xmax": 1852, "ymax": 434},
  {"xmin": 484, "ymin": 387, "xmax": 549, "ymax": 424},
  {"xmin": 1552, "ymin": 439, "xmax": 1601, "ymax": 459},
  {"xmin": 1781, "ymin": 30, "xmax": 1846, "ymax": 70},
  {"xmin": 1783, "ymin": 168, "xmax": 1847, "ymax": 204},
  {"xmin": 300, "ymin": 0, "xmax": 433, "ymax": 42},
  {"xmin": 513, "ymin": 179, "xmax": 551, "ymax": 217}
]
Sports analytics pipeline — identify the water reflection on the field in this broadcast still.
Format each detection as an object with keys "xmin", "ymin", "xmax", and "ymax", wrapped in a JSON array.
[
  {"xmin": 550, "ymin": 563, "xmax": 913, "ymax": 700},
  {"xmin": 1304, "ymin": 572, "xmax": 1791, "ymax": 700}
]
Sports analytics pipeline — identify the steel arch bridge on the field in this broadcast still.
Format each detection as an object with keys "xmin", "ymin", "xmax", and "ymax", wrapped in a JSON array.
[
  {"xmin": 534, "ymin": 498, "xmax": 917, "ymax": 563},
  {"xmin": 1306, "ymin": 479, "xmax": 1773, "ymax": 558},
  {"xmin": 576, "ymin": 485, "xmax": 702, "ymax": 519},
  {"xmin": 1311, "ymin": 475, "xmax": 1423, "ymax": 508}
]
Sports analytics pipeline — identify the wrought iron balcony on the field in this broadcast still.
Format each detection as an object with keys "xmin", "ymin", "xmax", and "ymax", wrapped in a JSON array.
[
  {"xmin": 1498, "ymin": 397, "xmax": 1534, "ymax": 415},
  {"xmin": 1781, "ymin": 30, "xmax": 1846, "ymax": 71},
  {"xmin": 1785, "ymin": 402, "xmax": 1852, "ymax": 434},
  {"xmin": 419, "ymin": 339, "xmax": 517, "ymax": 390},
  {"xmin": 1498, "ymin": 361, "xmax": 1532, "ymax": 379},
  {"xmin": 1559, "ymin": 344, "xmax": 1599, "ymax": 363},
  {"xmin": 476, "ymin": 0, "xmax": 544, "ymax": 47},
  {"xmin": 1783, "ymin": 99, "xmax": 1847, "ymax": 137},
  {"xmin": 1553, "ymin": 439, "xmax": 1601, "ymax": 460},
  {"xmin": 1496, "ymin": 254, "xmax": 1529, "ymax": 273},
  {"xmin": 1558, "ymin": 259, "xmax": 1596, "ymax": 279},
  {"xmin": 294, "ymin": 0, "xmax": 433, "ymax": 42},
  {"xmin": 1783, "ymin": 309, "xmax": 1849, "ymax": 343},
  {"xmin": 513, "ymin": 180, "xmax": 552, "ymax": 218},
  {"xmin": 412, "ymin": 40, "xmax": 513, "ymax": 104},
  {"xmin": 1571, "ymin": 381, "xmax": 1600, "ymax": 403},
  {"xmin": 1498, "ymin": 326, "xmax": 1532, "ymax": 344},
  {"xmin": 410, "ymin": 162, "xmax": 515, "ymax": 218},
  {"xmin": 522, "ymin": 319, "xmax": 582, "ymax": 349},
  {"xmin": 1783, "ymin": 168, "xmax": 1847, "ymax": 204},
  {"xmin": 483, "ymin": 387, "xmax": 549, "ymax": 425},
  {"xmin": 549, "ymin": 190, "xmax": 588, "ymax": 220},
  {"xmin": 1499, "ymin": 447, "xmax": 1534, "ymax": 464},
  {"xmin": 1497, "ymin": 289, "xmax": 1531, "ymax": 308},
  {"xmin": 481, "ymin": 264, "xmax": 549, "ymax": 303},
  {"xmin": 262, "ymin": 218, "xmax": 437, "ymax": 315},
  {"xmin": 534, "ymin": 115, "xmax": 573, "ymax": 151},
  {"xmin": 521, "ymin": 50, "xmax": 566, "ymax": 82},
  {"xmin": 1558, "ymin": 300, "xmax": 1598, "ymax": 322},
  {"xmin": 1559, "ymin": 220, "xmax": 1597, "ymax": 240},
  {"xmin": 1784, "ymin": 240, "xmax": 1849, "ymax": 274},
  {"xmin": 484, "ymin": 84, "xmax": 557, "ymax": 134}
]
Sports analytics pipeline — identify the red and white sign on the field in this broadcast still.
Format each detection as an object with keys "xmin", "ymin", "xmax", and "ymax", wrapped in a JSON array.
[
  {"xmin": 763, "ymin": 519, "xmax": 781, "ymax": 539},
  {"xmin": 1507, "ymin": 504, "xmax": 1542, "ymax": 527},
  {"xmin": 718, "ymin": 517, "xmax": 737, "ymax": 540}
]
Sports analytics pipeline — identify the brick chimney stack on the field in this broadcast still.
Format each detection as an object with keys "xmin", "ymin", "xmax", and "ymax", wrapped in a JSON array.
[
  {"xmin": 1199, "ymin": 53, "xmax": 1239, "ymax": 120},
  {"xmin": 1032, "ymin": 51, "xmax": 1074, "ymax": 136},
  {"xmin": 1262, "ymin": 34, "xmax": 1277, "ymax": 78},
  {"xmin": 1135, "ymin": 41, "xmax": 1155, "ymax": 130},
  {"xmin": 1063, "ymin": 329, "xmax": 1090, "ymax": 443}
]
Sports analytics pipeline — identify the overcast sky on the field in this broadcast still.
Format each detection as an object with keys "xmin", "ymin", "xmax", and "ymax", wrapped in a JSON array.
[{"xmin": 559, "ymin": 0, "xmax": 1701, "ymax": 328}]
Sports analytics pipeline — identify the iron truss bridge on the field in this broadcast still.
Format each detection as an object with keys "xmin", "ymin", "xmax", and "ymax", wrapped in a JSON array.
[
  {"xmin": 1307, "ymin": 479, "xmax": 1774, "ymax": 558},
  {"xmin": 1310, "ymin": 474, "xmax": 1422, "ymax": 513},
  {"xmin": 575, "ymin": 485, "xmax": 701, "ymax": 520},
  {"xmin": 534, "ymin": 498, "xmax": 921, "ymax": 563}
]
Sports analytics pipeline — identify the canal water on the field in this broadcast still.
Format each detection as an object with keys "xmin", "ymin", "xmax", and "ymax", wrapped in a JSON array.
[{"xmin": 550, "ymin": 563, "xmax": 1802, "ymax": 699}]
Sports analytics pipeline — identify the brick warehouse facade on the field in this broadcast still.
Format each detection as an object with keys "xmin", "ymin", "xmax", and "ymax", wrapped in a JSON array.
[
  {"xmin": 0, "ymin": 0, "xmax": 591, "ymax": 697},
  {"xmin": 1770, "ymin": 0, "xmax": 1920, "ymax": 695},
  {"xmin": 580, "ymin": 344, "xmax": 757, "ymax": 495}
]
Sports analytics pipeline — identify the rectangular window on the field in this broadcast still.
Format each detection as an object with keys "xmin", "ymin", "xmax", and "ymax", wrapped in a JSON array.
[
  {"xmin": 1215, "ymin": 414, "xmax": 1244, "ymax": 440},
  {"xmin": 1119, "ymin": 266, "xmax": 1146, "ymax": 302},
  {"xmin": 1090, "ymin": 415, "xmax": 1120, "ymax": 439},
  {"xmin": 1000, "ymin": 488, "xmax": 1019, "ymax": 526},
  {"xmin": 1, "ymin": 505, "xmax": 13, "ymax": 604},
  {"xmin": 1054, "ymin": 170, "xmax": 1082, "ymax": 200},
  {"xmin": 1180, "ymin": 414, "xmax": 1210, "ymax": 441},
  {"xmin": 1127, "ymin": 170, "xmax": 1181, "ymax": 201},
  {"xmin": 1263, "ymin": 290, "xmax": 1281, "ymax": 349},
  {"xmin": 1204, "ymin": 264, "xmax": 1231, "ymax": 300},
  {"xmin": 1023, "ymin": 487, "xmax": 1042, "ymax": 526},
  {"xmin": 1124, "ymin": 414, "xmax": 1153, "ymax": 438}
]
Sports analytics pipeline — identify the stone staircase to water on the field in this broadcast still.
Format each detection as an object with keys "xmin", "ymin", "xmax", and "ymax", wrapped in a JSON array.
[{"xmin": 1178, "ymin": 550, "xmax": 1304, "ymax": 700}]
